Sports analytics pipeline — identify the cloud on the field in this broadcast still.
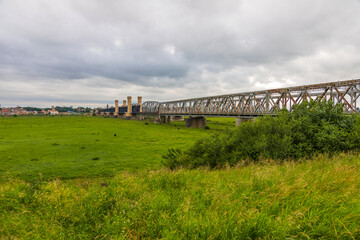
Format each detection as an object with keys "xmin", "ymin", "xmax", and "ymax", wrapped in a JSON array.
[{"xmin": 0, "ymin": 0, "xmax": 360, "ymax": 106}]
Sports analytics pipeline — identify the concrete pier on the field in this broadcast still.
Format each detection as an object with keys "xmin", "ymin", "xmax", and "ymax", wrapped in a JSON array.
[
  {"xmin": 185, "ymin": 116, "xmax": 207, "ymax": 128},
  {"xmin": 156, "ymin": 115, "xmax": 181, "ymax": 124},
  {"xmin": 172, "ymin": 116, "xmax": 184, "ymax": 121},
  {"xmin": 157, "ymin": 116, "xmax": 165, "ymax": 124},
  {"xmin": 235, "ymin": 117, "xmax": 255, "ymax": 126}
]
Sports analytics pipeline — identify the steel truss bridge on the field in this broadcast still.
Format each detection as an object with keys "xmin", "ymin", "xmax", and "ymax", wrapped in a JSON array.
[{"xmin": 142, "ymin": 79, "xmax": 360, "ymax": 116}]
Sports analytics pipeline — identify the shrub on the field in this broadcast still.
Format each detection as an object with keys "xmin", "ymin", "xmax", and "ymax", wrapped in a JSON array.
[
  {"xmin": 163, "ymin": 100, "xmax": 360, "ymax": 169},
  {"xmin": 161, "ymin": 148, "xmax": 182, "ymax": 170}
]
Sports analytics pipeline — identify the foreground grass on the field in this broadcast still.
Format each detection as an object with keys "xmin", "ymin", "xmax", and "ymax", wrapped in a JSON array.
[
  {"xmin": 0, "ymin": 116, "xmax": 235, "ymax": 181},
  {"xmin": 1, "ymin": 153, "xmax": 359, "ymax": 239}
]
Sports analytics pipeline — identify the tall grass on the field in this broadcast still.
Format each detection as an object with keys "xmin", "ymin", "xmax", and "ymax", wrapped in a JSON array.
[{"xmin": 1, "ymin": 153, "xmax": 359, "ymax": 239}]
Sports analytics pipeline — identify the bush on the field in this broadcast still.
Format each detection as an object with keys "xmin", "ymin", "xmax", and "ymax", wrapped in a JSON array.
[
  {"xmin": 163, "ymin": 100, "xmax": 360, "ymax": 169},
  {"xmin": 161, "ymin": 148, "xmax": 182, "ymax": 170}
]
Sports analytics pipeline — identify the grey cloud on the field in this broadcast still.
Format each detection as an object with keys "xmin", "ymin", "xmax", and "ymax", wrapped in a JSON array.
[{"xmin": 0, "ymin": 0, "xmax": 360, "ymax": 106}]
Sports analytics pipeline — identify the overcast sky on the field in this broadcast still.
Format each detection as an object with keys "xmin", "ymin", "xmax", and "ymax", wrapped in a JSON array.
[{"xmin": 1, "ymin": 0, "xmax": 360, "ymax": 107}]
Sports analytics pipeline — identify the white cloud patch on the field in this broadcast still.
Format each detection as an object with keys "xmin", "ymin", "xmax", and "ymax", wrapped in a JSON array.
[{"xmin": 164, "ymin": 45, "xmax": 176, "ymax": 56}]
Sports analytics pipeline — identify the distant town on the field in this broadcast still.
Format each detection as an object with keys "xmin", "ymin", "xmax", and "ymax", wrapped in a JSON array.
[
  {"xmin": 0, "ymin": 105, "xmax": 106, "ymax": 116},
  {"xmin": 0, "ymin": 97, "xmax": 141, "ymax": 117}
]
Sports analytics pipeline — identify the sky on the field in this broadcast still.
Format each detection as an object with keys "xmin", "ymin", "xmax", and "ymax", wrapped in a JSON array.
[{"xmin": 1, "ymin": 0, "xmax": 360, "ymax": 107}]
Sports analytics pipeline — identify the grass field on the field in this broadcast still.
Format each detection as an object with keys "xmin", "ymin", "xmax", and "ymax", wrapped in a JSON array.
[
  {"xmin": 1, "ymin": 154, "xmax": 359, "ymax": 239},
  {"xmin": 0, "ymin": 116, "xmax": 359, "ymax": 239},
  {"xmin": 0, "ymin": 116, "xmax": 235, "ymax": 181}
]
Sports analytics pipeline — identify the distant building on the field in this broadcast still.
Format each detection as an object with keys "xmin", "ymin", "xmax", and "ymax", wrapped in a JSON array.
[
  {"xmin": 11, "ymin": 107, "xmax": 29, "ymax": 115},
  {"xmin": 0, "ymin": 107, "xmax": 38, "ymax": 116},
  {"xmin": 48, "ymin": 106, "xmax": 59, "ymax": 115},
  {"xmin": 0, "ymin": 108, "xmax": 10, "ymax": 116}
]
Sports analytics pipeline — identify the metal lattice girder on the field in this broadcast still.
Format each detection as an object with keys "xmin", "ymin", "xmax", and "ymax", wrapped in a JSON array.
[
  {"xmin": 142, "ymin": 79, "xmax": 360, "ymax": 116},
  {"xmin": 142, "ymin": 101, "xmax": 162, "ymax": 114}
]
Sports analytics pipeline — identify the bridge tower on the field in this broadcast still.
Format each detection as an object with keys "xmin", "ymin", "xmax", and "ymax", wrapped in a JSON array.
[
  {"xmin": 114, "ymin": 100, "xmax": 119, "ymax": 116},
  {"xmin": 138, "ymin": 96, "xmax": 142, "ymax": 113},
  {"xmin": 125, "ymin": 96, "xmax": 132, "ymax": 117}
]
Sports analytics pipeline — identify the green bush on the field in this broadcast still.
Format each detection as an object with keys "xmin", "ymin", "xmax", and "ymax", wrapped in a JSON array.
[
  {"xmin": 161, "ymin": 148, "xmax": 182, "ymax": 170},
  {"xmin": 164, "ymin": 100, "xmax": 360, "ymax": 169}
]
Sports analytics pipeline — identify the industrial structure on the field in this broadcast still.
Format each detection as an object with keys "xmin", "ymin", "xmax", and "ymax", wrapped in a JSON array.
[{"xmin": 98, "ymin": 96, "xmax": 143, "ymax": 117}]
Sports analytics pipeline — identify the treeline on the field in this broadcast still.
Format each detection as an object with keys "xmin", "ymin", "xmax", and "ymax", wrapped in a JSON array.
[
  {"xmin": 22, "ymin": 107, "xmax": 50, "ymax": 111},
  {"xmin": 21, "ymin": 106, "xmax": 92, "ymax": 113},
  {"xmin": 163, "ymin": 101, "xmax": 360, "ymax": 169}
]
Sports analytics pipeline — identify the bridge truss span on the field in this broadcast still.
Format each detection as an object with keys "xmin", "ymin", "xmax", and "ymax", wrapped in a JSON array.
[{"xmin": 143, "ymin": 79, "xmax": 360, "ymax": 116}]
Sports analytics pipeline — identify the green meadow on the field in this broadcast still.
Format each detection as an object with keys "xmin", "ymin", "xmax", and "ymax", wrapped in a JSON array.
[
  {"xmin": 0, "ymin": 116, "xmax": 359, "ymax": 239},
  {"xmin": 0, "ymin": 116, "xmax": 234, "ymax": 181}
]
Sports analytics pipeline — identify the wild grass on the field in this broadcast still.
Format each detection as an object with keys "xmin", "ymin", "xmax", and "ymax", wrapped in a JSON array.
[
  {"xmin": 0, "ymin": 153, "xmax": 359, "ymax": 239},
  {"xmin": 0, "ymin": 116, "xmax": 234, "ymax": 181}
]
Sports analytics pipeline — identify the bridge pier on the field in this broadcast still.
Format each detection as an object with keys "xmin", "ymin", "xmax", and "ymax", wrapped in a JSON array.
[
  {"xmin": 155, "ymin": 115, "xmax": 181, "ymax": 124},
  {"xmin": 172, "ymin": 116, "xmax": 184, "ymax": 121},
  {"xmin": 159, "ymin": 116, "xmax": 166, "ymax": 123},
  {"xmin": 166, "ymin": 116, "xmax": 171, "ymax": 124},
  {"xmin": 235, "ymin": 117, "xmax": 255, "ymax": 127},
  {"xmin": 185, "ymin": 116, "xmax": 207, "ymax": 128},
  {"xmin": 156, "ymin": 116, "xmax": 172, "ymax": 124}
]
